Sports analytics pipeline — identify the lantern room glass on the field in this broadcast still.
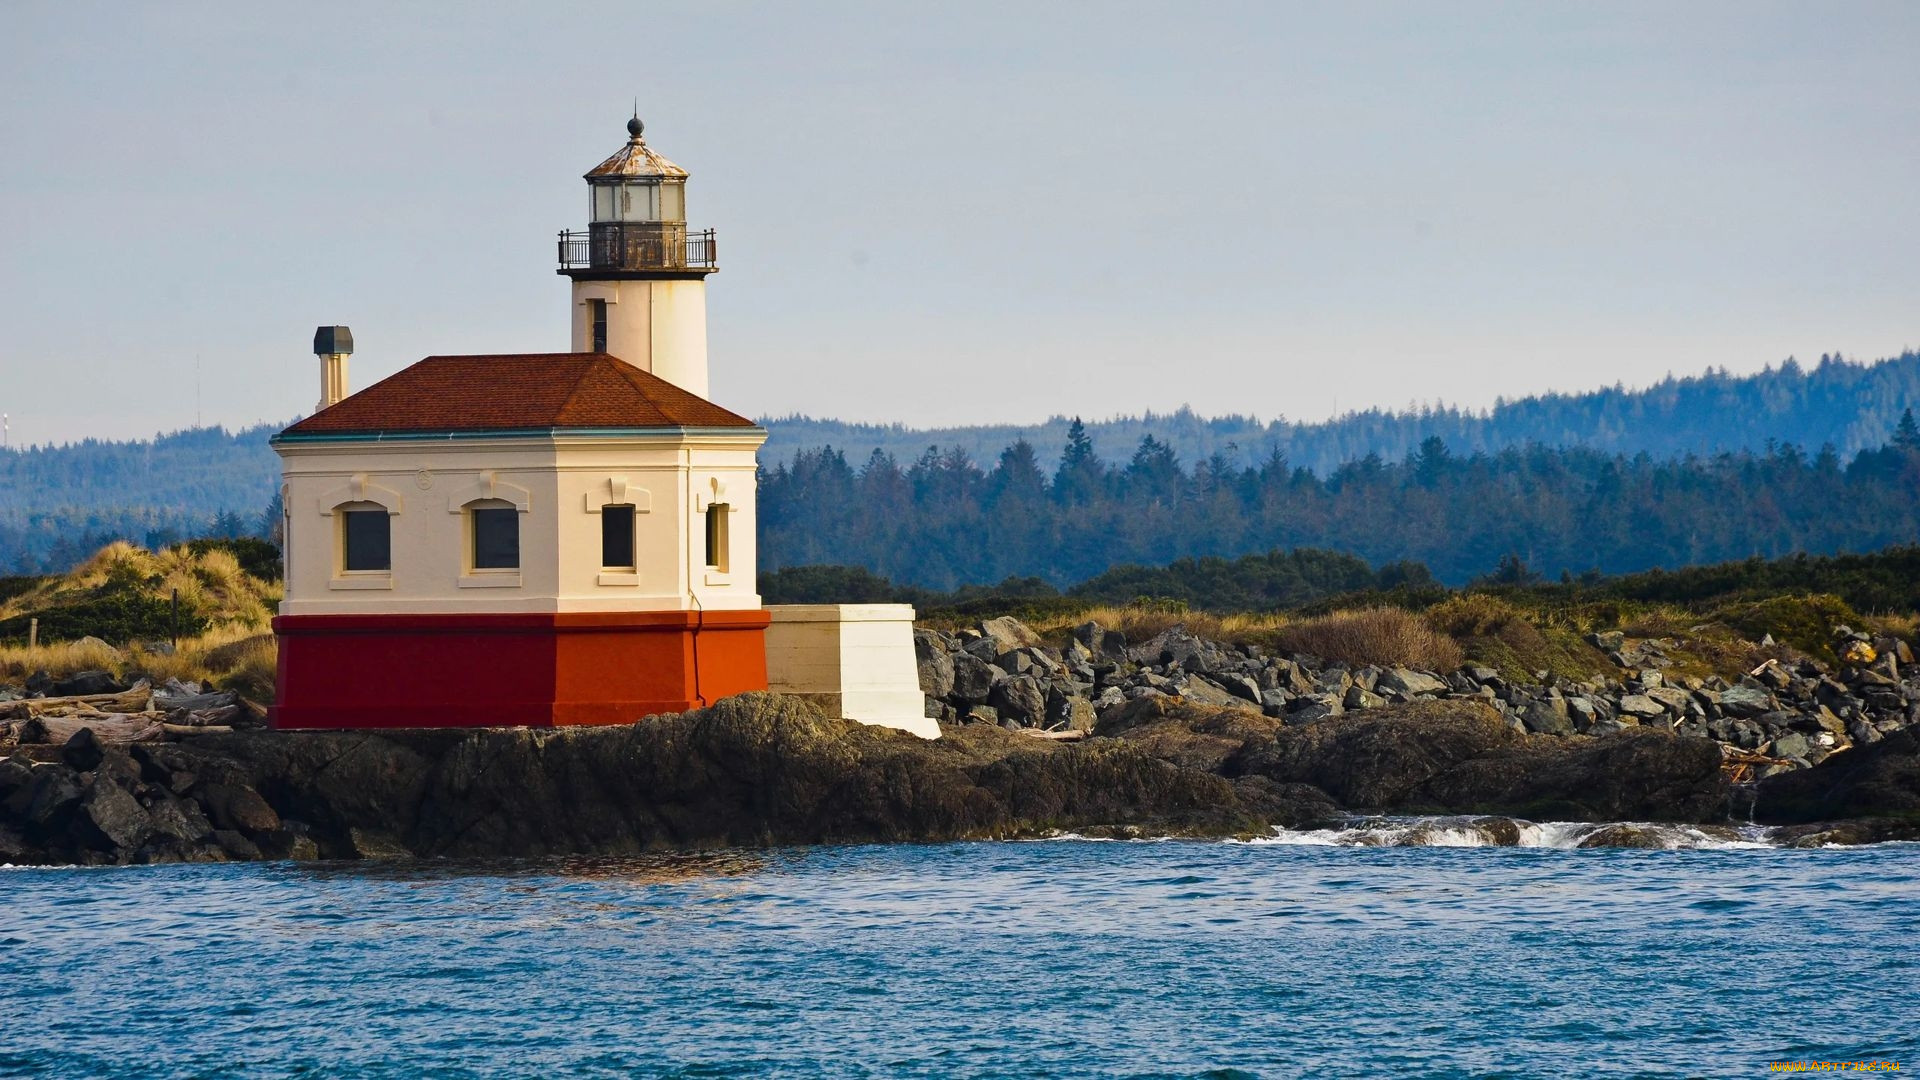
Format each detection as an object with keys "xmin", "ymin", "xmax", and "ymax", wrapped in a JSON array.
[{"xmin": 590, "ymin": 181, "xmax": 685, "ymax": 224}]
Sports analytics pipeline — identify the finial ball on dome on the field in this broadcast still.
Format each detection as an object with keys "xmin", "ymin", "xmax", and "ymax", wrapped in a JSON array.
[{"xmin": 627, "ymin": 115, "xmax": 645, "ymax": 139}]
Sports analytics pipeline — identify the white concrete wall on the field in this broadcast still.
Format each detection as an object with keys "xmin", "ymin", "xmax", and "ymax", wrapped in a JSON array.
[
  {"xmin": 765, "ymin": 605, "xmax": 938, "ymax": 739},
  {"xmin": 570, "ymin": 279, "xmax": 709, "ymax": 399},
  {"xmin": 279, "ymin": 432, "xmax": 763, "ymax": 616}
]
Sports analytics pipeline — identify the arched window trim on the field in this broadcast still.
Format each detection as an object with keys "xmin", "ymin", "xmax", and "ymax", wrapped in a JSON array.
[
  {"xmin": 586, "ymin": 478, "xmax": 650, "ymax": 587},
  {"xmin": 456, "ymin": 495, "xmax": 523, "ymax": 587},
  {"xmin": 317, "ymin": 473, "xmax": 403, "ymax": 516},
  {"xmin": 443, "ymin": 471, "xmax": 531, "ymax": 515},
  {"xmin": 327, "ymin": 496, "xmax": 395, "ymax": 591}
]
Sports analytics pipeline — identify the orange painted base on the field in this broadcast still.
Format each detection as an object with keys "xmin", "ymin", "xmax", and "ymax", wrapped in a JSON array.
[{"xmin": 271, "ymin": 610, "xmax": 770, "ymax": 729}]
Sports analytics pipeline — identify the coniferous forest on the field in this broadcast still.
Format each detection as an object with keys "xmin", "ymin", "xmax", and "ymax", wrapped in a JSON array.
[
  {"xmin": 1, "ymin": 354, "xmax": 1916, "ymax": 583},
  {"xmin": 759, "ymin": 412, "xmax": 1920, "ymax": 589}
]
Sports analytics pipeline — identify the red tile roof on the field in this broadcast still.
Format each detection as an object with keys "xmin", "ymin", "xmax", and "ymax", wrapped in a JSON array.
[{"xmin": 280, "ymin": 353, "xmax": 758, "ymax": 437}]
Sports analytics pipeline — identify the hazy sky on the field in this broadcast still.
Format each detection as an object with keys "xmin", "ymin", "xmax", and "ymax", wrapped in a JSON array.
[{"xmin": 2, "ymin": 2, "xmax": 1916, "ymax": 448}]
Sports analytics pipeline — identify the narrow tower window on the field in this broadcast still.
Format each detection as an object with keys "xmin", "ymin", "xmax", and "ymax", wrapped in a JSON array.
[
  {"xmin": 341, "ymin": 508, "xmax": 391, "ymax": 572},
  {"xmin": 704, "ymin": 503, "xmax": 730, "ymax": 572},
  {"xmin": 601, "ymin": 505, "xmax": 636, "ymax": 569},
  {"xmin": 470, "ymin": 504, "xmax": 520, "ymax": 570},
  {"xmin": 589, "ymin": 299, "xmax": 608, "ymax": 353}
]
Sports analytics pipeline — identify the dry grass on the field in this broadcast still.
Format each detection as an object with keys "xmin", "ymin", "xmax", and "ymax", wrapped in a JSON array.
[
  {"xmin": 1423, "ymin": 594, "xmax": 1610, "ymax": 682},
  {"xmin": 1021, "ymin": 604, "xmax": 1291, "ymax": 648},
  {"xmin": 0, "ymin": 622, "xmax": 280, "ymax": 699},
  {"xmin": 1863, "ymin": 612, "xmax": 1919, "ymax": 646},
  {"xmin": 1, "ymin": 541, "xmax": 283, "ymax": 701},
  {"xmin": 0, "ymin": 637, "xmax": 126, "ymax": 681},
  {"xmin": 1274, "ymin": 606, "xmax": 1464, "ymax": 671},
  {"xmin": 1, "ymin": 541, "xmax": 279, "ymax": 632}
]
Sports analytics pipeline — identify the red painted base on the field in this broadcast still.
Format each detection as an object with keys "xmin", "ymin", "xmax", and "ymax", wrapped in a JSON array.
[{"xmin": 271, "ymin": 610, "xmax": 771, "ymax": 729}]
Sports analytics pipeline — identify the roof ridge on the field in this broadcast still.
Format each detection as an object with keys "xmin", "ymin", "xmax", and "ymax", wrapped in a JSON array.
[{"xmin": 553, "ymin": 353, "xmax": 610, "ymax": 417}]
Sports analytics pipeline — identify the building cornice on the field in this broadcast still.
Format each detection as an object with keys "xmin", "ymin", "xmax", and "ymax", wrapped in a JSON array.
[{"xmin": 273, "ymin": 425, "xmax": 767, "ymax": 450}]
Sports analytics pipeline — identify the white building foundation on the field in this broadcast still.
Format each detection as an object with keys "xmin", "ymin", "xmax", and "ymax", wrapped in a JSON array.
[{"xmin": 764, "ymin": 604, "xmax": 939, "ymax": 739}]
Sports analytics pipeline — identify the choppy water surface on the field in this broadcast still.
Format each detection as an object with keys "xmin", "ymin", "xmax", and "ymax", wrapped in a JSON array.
[{"xmin": 3, "ymin": 829, "xmax": 1917, "ymax": 1078}]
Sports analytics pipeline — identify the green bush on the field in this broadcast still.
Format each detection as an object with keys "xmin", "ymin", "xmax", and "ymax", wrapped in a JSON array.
[{"xmin": 0, "ymin": 589, "xmax": 209, "ymax": 646}]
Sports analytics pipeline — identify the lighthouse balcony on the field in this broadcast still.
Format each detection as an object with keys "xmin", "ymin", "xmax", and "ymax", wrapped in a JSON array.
[{"xmin": 558, "ymin": 224, "xmax": 717, "ymax": 277}]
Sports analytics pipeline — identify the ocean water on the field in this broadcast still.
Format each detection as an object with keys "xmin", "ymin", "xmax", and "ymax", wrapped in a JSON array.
[{"xmin": 3, "ymin": 824, "xmax": 1916, "ymax": 1078}]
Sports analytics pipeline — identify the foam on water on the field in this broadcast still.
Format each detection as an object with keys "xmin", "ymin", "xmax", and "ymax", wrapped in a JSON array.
[{"xmin": 1251, "ymin": 815, "xmax": 1783, "ymax": 849}]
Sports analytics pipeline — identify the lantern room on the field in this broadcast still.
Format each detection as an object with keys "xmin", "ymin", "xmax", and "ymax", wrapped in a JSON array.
[{"xmin": 589, "ymin": 118, "xmax": 687, "ymax": 224}]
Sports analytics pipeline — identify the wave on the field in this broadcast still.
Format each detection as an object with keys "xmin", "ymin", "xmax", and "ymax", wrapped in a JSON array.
[{"xmin": 1245, "ymin": 816, "xmax": 1785, "ymax": 850}]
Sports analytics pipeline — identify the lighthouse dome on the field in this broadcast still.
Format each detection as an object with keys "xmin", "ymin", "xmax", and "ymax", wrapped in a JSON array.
[{"xmin": 584, "ymin": 117, "xmax": 689, "ymax": 181}]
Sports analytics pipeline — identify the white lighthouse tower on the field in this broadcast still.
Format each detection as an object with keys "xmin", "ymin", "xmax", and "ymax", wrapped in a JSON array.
[{"xmin": 558, "ymin": 114, "xmax": 717, "ymax": 398}]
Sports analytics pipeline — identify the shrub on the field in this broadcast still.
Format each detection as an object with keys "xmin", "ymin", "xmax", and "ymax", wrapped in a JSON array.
[
  {"xmin": 1710, "ymin": 594, "xmax": 1862, "ymax": 663},
  {"xmin": 1423, "ymin": 593, "xmax": 1611, "ymax": 682},
  {"xmin": 183, "ymin": 537, "xmax": 283, "ymax": 583},
  {"xmin": 1275, "ymin": 607, "xmax": 1464, "ymax": 671}
]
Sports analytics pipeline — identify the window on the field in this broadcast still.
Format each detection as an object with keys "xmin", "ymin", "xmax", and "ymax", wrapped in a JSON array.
[
  {"xmin": 341, "ymin": 509, "xmax": 390, "ymax": 572},
  {"xmin": 704, "ymin": 503, "xmax": 730, "ymax": 572},
  {"xmin": 601, "ymin": 504, "xmax": 636, "ymax": 569},
  {"xmin": 471, "ymin": 505, "xmax": 519, "ymax": 570},
  {"xmin": 589, "ymin": 298, "xmax": 607, "ymax": 353}
]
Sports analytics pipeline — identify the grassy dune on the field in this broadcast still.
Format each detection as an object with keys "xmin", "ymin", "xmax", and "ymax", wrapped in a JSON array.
[{"xmin": 0, "ymin": 541, "xmax": 279, "ymax": 700}]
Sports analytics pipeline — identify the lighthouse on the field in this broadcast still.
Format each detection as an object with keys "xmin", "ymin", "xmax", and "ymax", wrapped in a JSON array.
[
  {"xmin": 269, "ymin": 115, "xmax": 770, "ymax": 729},
  {"xmin": 559, "ymin": 114, "xmax": 716, "ymax": 398},
  {"xmin": 267, "ymin": 113, "xmax": 935, "ymax": 738}
]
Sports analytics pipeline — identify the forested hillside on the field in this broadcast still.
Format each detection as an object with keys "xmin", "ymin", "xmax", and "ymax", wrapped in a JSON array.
[
  {"xmin": 765, "ymin": 351, "xmax": 1920, "ymax": 473},
  {"xmin": 760, "ymin": 413, "xmax": 1920, "ymax": 588},
  {"xmin": 0, "ymin": 425, "xmax": 279, "ymax": 572},
  {"xmin": 2, "ymin": 352, "xmax": 1917, "ymax": 575}
]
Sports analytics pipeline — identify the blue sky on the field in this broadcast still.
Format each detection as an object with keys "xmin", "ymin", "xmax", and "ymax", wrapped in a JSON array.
[{"xmin": 1, "ymin": 1, "xmax": 1915, "ymax": 447}]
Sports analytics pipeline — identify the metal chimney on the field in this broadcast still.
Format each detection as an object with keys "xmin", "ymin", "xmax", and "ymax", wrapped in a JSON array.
[{"xmin": 313, "ymin": 326, "xmax": 353, "ymax": 411}]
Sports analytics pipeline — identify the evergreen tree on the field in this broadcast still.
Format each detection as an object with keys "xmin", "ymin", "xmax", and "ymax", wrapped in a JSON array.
[{"xmin": 1895, "ymin": 408, "xmax": 1920, "ymax": 451}]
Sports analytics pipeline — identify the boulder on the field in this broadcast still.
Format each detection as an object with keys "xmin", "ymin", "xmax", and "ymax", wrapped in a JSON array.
[
  {"xmin": 1588, "ymin": 631, "xmax": 1626, "ymax": 652},
  {"xmin": 977, "ymin": 617, "xmax": 1042, "ymax": 654},
  {"xmin": 1377, "ymin": 668, "xmax": 1448, "ymax": 697},
  {"xmin": 1207, "ymin": 673, "xmax": 1263, "ymax": 704},
  {"xmin": 948, "ymin": 654, "xmax": 1001, "ymax": 705},
  {"xmin": 1344, "ymin": 685, "xmax": 1388, "ymax": 711},
  {"xmin": 1646, "ymin": 687, "xmax": 1694, "ymax": 716},
  {"xmin": 24, "ymin": 768, "xmax": 85, "ymax": 831},
  {"xmin": 52, "ymin": 670, "xmax": 124, "ymax": 697},
  {"xmin": 1617, "ymin": 694, "xmax": 1666, "ymax": 720},
  {"xmin": 988, "ymin": 675, "xmax": 1047, "ymax": 726},
  {"xmin": 1131, "ymin": 627, "xmax": 1215, "ymax": 672},
  {"xmin": 1285, "ymin": 694, "xmax": 1344, "ymax": 725},
  {"xmin": 195, "ymin": 782, "xmax": 282, "ymax": 836},
  {"xmin": 77, "ymin": 780, "xmax": 152, "ymax": 852},
  {"xmin": 1179, "ymin": 676, "xmax": 1249, "ymax": 709},
  {"xmin": 1071, "ymin": 621, "xmax": 1129, "ymax": 662},
  {"xmin": 913, "ymin": 633, "xmax": 955, "ymax": 699},
  {"xmin": 59, "ymin": 728, "xmax": 107, "ymax": 772},
  {"xmin": 143, "ymin": 793, "xmax": 213, "ymax": 844},
  {"xmin": 1521, "ymin": 699, "xmax": 1574, "ymax": 736},
  {"xmin": 1719, "ymin": 685, "xmax": 1775, "ymax": 718},
  {"xmin": 1756, "ymin": 729, "xmax": 1920, "ymax": 824}
]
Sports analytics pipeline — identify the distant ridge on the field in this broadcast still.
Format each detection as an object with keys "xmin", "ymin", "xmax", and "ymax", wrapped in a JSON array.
[{"xmin": 760, "ymin": 350, "xmax": 1920, "ymax": 475}]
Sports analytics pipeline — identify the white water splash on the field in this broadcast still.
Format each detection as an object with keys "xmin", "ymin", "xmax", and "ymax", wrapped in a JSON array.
[{"xmin": 1243, "ymin": 816, "xmax": 1782, "ymax": 850}]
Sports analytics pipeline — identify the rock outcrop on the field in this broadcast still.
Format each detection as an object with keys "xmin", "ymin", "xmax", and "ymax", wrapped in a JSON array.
[
  {"xmin": 914, "ymin": 619, "xmax": 1920, "ymax": 778},
  {"xmin": 0, "ymin": 616, "xmax": 1913, "ymax": 866}
]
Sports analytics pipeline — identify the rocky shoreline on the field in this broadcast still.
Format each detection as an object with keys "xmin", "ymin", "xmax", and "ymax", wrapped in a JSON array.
[
  {"xmin": 0, "ymin": 617, "xmax": 1915, "ymax": 866},
  {"xmin": 915, "ymin": 616, "xmax": 1920, "ymax": 774},
  {"xmin": 0, "ymin": 698, "xmax": 1913, "ymax": 867}
]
